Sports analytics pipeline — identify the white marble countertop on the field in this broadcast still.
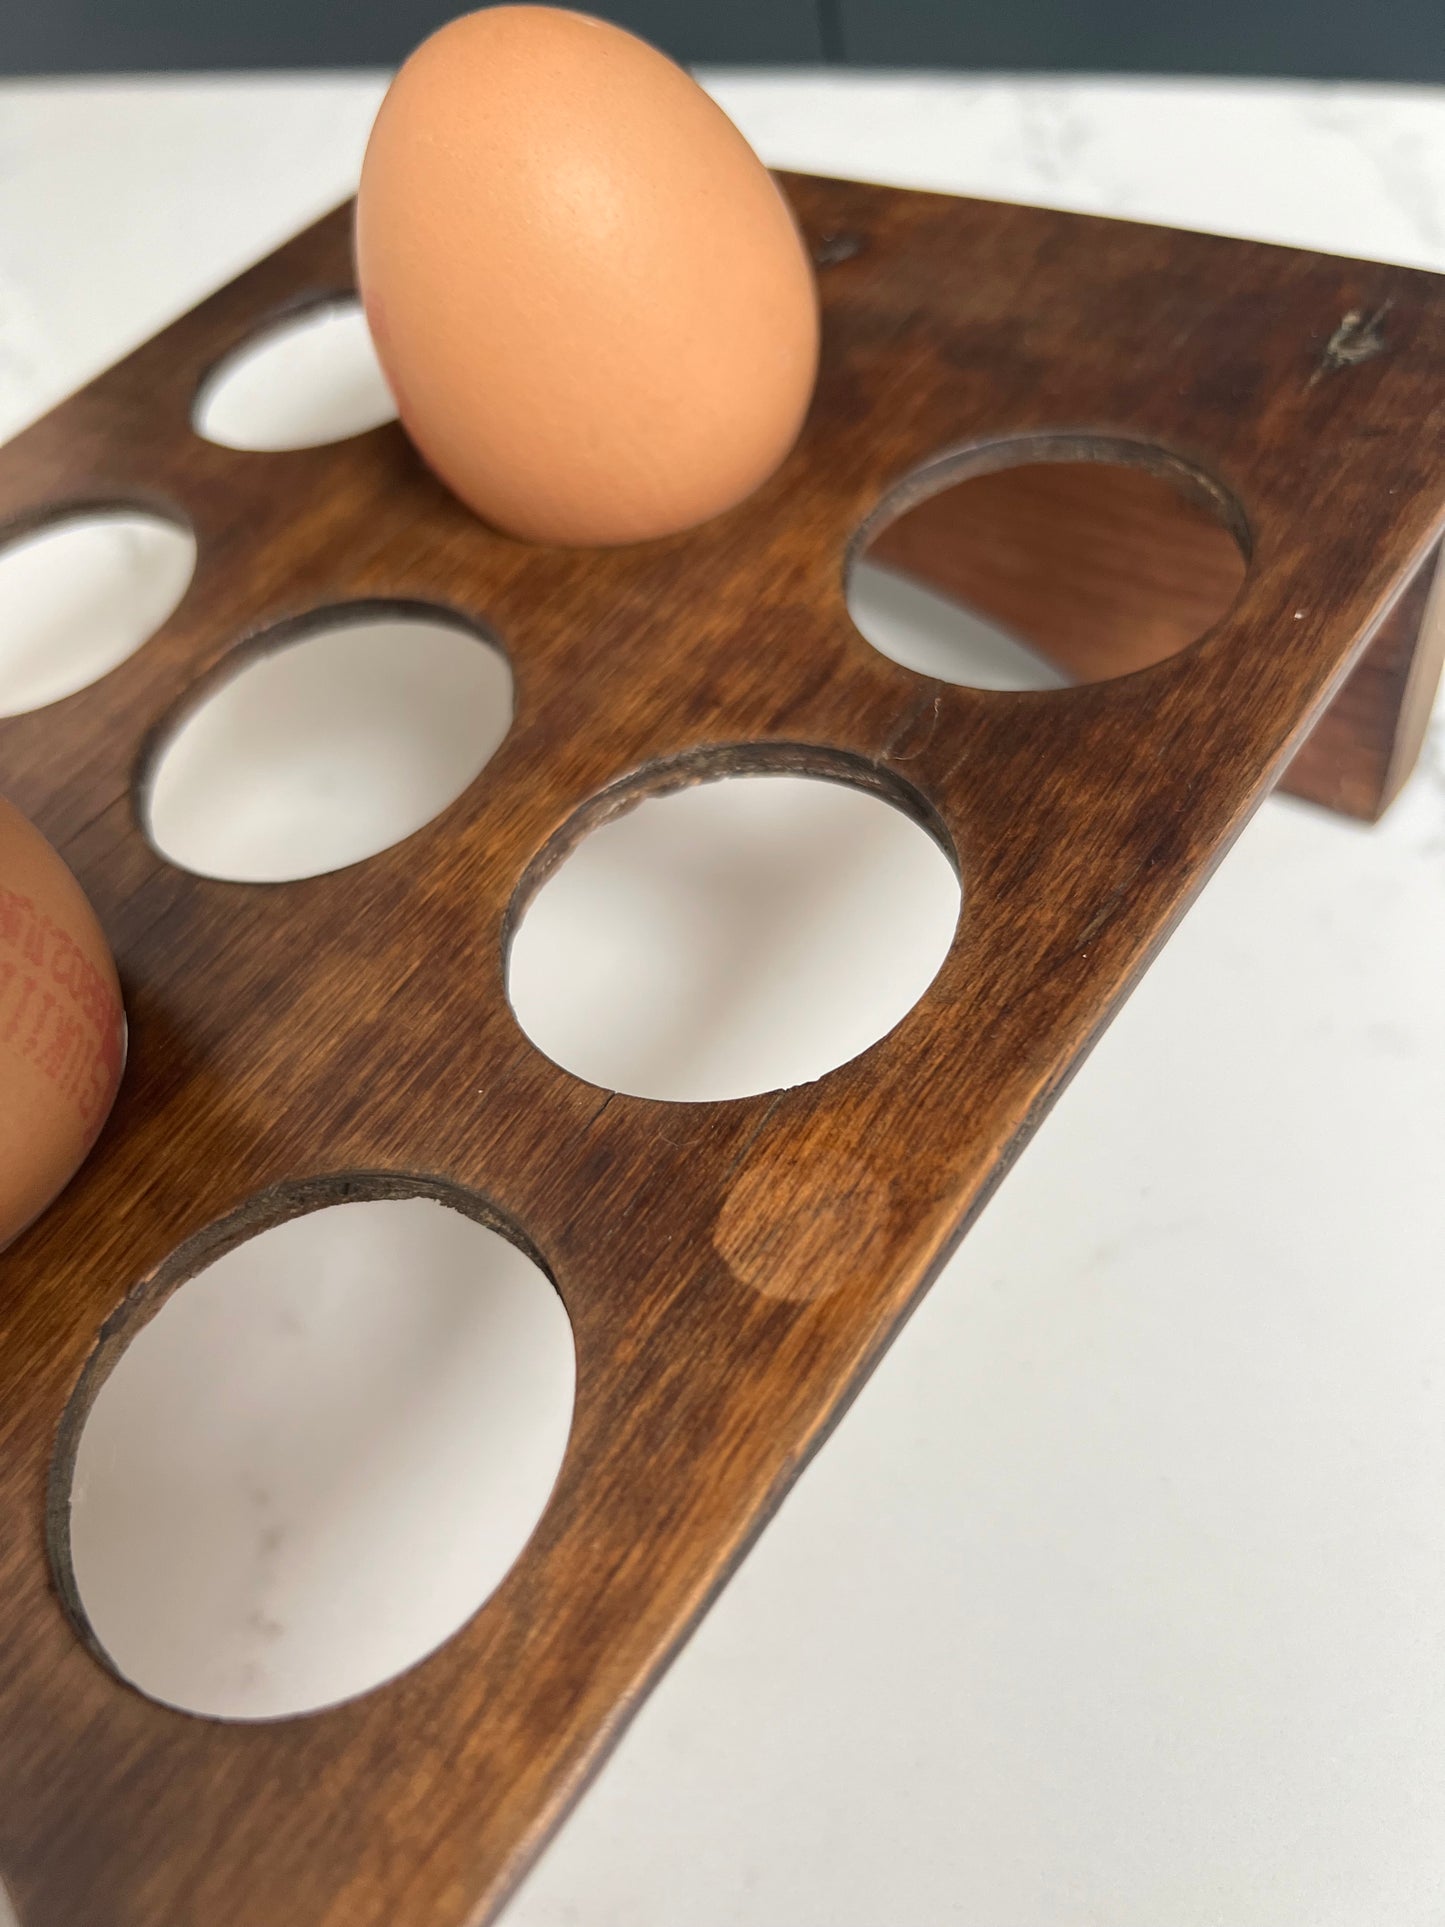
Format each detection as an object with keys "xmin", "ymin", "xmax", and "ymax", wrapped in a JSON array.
[{"xmin": 4, "ymin": 68, "xmax": 1445, "ymax": 1927}]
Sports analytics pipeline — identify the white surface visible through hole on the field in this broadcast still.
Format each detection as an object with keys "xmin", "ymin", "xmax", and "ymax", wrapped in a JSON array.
[
  {"xmin": 194, "ymin": 299, "xmax": 396, "ymax": 450},
  {"xmin": 145, "ymin": 609, "xmax": 512, "ymax": 881},
  {"xmin": 0, "ymin": 510, "xmax": 195, "ymax": 716},
  {"xmin": 67, "ymin": 1197, "xmax": 575, "ymax": 1720},
  {"xmin": 508, "ymin": 773, "xmax": 961, "ymax": 1102},
  {"xmin": 849, "ymin": 559, "xmax": 1067, "ymax": 693}
]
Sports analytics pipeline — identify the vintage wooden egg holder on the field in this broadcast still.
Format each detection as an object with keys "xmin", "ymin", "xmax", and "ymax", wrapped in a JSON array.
[{"xmin": 1, "ymin": 172, "xmax": 1443, "ymax": 1927}]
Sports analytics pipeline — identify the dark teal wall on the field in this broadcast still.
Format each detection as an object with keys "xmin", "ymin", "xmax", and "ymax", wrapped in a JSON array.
[
  {"xmin": 0, "ymin": 0, "xmax": 822, "ymax": 71},
  {"xmin": 841, "ymin": 0, "xmax": 1445, "ymax": 82},
  {"xmin": 3, "ymin": 0, "xmax": 1440, "ymax": 80}
]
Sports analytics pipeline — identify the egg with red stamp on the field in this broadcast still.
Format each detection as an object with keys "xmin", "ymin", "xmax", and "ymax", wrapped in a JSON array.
[{"xmin": 0, "ymin": 797, "xmax": 126, "ymax": 1251}]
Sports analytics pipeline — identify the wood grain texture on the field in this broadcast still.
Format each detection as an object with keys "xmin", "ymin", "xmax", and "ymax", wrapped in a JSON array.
[
  {"xmin": 867, "ymin": 456, "xmax": 1251, "ymax": 683},
  {"xmin": 1282, "ymin": 538, "xmax": 1444, "ymax": 818},
  {"xmin": 867, "ymin": 463, "xmax": 1445, "ymax": 818},
  {"xmin": 0, "ymin": 175, "xmax": 1443, "ymax": 1927}
]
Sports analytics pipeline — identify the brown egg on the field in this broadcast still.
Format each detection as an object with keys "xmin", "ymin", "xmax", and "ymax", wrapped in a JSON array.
[
  {"xmin": 355, "ymin": 5, "xmax": 819, "ymax": 546},
  {"xmin": 0, "ymin": 797, "xmax": 125, "ymax": 1251}
]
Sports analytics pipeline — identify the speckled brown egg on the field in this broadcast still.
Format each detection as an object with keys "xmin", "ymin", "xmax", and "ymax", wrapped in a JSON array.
[
  {"xmin": 355, "ymin": 5, "xmax": 820, "ymax": 545},
  {"xmin": 0, "ymin": 797, "xmax": 125, "ymax": 1251}
]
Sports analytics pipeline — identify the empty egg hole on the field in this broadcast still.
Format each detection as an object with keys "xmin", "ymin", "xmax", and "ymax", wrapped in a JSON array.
[
  {"xmin": 507, "ymin": 752, "xmax": 960, "ymax": 1104},
  {"xmin": 193, "ymin": 296, "xmax": 396, "ymax": 451},
  {"xmin": 852, "ymin": 452, "xmax": 1248, "ymax": 690},
  {"xmin": 0, "ymin": 506, "xmax": 195, "ymax": 716},
  {"xmin": 143, "ymin": 603, "xmax": 513, "ymax": 882},
  {"xmin": 53, "ymin": 1180, "xmax": 574, "ymax": 1721}
]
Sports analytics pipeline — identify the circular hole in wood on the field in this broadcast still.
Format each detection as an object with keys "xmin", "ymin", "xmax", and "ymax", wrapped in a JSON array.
[
  {"xmin": 193, "ymin": 297, "xmax": 397, "ymax": 450},
  {"xmin": 61, "ymin": 1188, "xmax": 574, "ymax": 1720},
  {"xmin": 144, "ymin": 605, "xmax": 512, "ymax": 881},
  {"xmin": 0, "ymin": 507, "xmax": 195, "ymax": 716},
  {"xmin": 508, "ymin": 762, "xmax": 960, "ymax": 1102},
  {"xmin": 850, "ymin": 443, "xmax": 1248, "ymax": 690}
]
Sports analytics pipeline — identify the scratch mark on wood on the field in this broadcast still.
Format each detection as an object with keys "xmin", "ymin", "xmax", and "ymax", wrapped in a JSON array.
[{"xmin": 1312, "ymin": 301, "xmax": 1392, "ymax": 384}]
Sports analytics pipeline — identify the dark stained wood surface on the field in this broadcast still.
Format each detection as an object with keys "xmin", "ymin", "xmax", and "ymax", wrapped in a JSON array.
[
  {"xmin": 1, "ymin": 175, "xmax": 1443, "ymax": 1927},
  {"xmin": 1281, "ymin": 537, "xmax": 1444, "ymax": 818},
  {"xmin": 868, "ymin": 457, "xmax": 1251, "ymax": 683},
  {"xmin": 867, "ymin": 459, "xmax": 1444, "ymax": 819}
]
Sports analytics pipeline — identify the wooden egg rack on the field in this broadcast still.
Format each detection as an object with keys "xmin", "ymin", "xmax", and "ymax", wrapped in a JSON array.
[{"xmin": 1, "ymin": 173, "xmax": 1442, "ymax": 1927}]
